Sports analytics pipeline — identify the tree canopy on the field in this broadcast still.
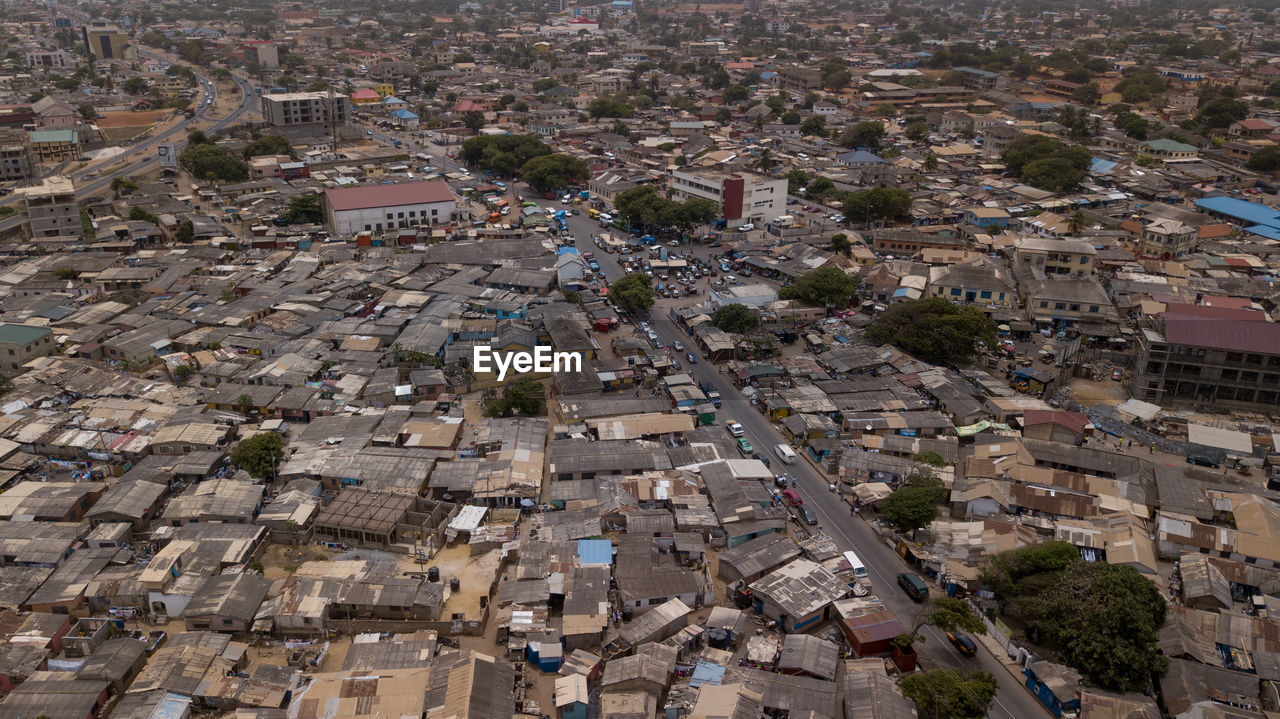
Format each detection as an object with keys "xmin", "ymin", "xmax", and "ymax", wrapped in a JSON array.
[
  {"xmin": 231, "ymin": 432, "xmax": 283, "ymax": 479},
  {"xmin": 282, "ymin": 193, "xmax": 323, "ymax": 224},
  {"xmin": 901, "ymin": 670, "xmax": 999, "ymax": 719},
  {"xmin": 520, "ymin": 153, "xmax": 589, "ymax": 192},
  {"xmin": 710, "ymin": 303, "xmax": 759, "ymax": 334},
  {"xmin": 179, "ymin": 144, "xmax": 249, "ymax": 182},
  {"xmin": 587, "ymin": 95, "xmax": 635, "ymax": 119},
  {"xmin": 879, "ymin": 467, "xmax": 948, "ymax": 534},
  {"xmin": 838, "ymin": 121, "xmax": 886, "ymax": 149},
  {"xmin": 981, "ymin": 541, "xmax": 1168, "ymax": 692},
  {"xmin": 459, "ymin": 134, "xmax": 551, "ymax": 176},
  {"xmin": 485, "ymin": 378, "xmax": 545, "ymax": 417},
  {"xmin": 610, "ymin": 273, "xmax": 655, "ymax": 314},
  {"xmin": 1001, "ymin": 135, "xmax": 1091, "ymax": 192},
  {"xmin": 242, "ymin": 134, "xmax": 294, "ymax": 159},
  {"xmin": 866, "ymin": 298, "xmax": 997, "ymax": 364},
  {"xmin": 614, "ymin": 185, "xmax": 718, "ymax": 232},
  {"xmin": 843, "ymin": 188, "xmax": 913, "ymax": 223},
  {"xmin": 1247, "ymin": 145, "xmax": 1280, "ymax": 173},
  {"xmin": 778, "ymin": 266, "xmax": 860, "ymax": 314}
]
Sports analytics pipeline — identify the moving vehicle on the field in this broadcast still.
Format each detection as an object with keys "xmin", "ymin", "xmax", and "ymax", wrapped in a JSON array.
[
  {"xmin": 1112, "ymin": 368, "xmax": 1123, "ymax": 381},
  {"xmin": 774, "ymin": 444, "xmax": 797, "ymax": 464},
  {"xmin": 726, "ymin": 421, "xmax": 744, "ymax": 438},
  {"xmin": 751, "ymin": 452, "xmax": 771, "ymax": 468},
  {"xmin": 672, "ymin": 341, "xmax": 684, "ymax": 352},
  {"xmin": 687, "ymin": 352, "xmax": 697, "ymax": 364},
  {"xmin": 947, "ymin": 632, "xmax": 977, "ymax": 656},
  {"xmin": 781, "ymin": 489, "xmax": 803, "ymax": 506},
  {"xmin": 700, "ymin": 382, "xmax": 722, "ymax": 408},
  {"xmin": 897, "ymin": 572, "xmax": 929, "ymax": 602}
]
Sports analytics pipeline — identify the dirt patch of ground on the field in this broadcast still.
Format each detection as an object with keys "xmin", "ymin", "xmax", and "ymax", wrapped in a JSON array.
[
  {"xmin": 1064, "ymin": 376, "xmax": 1128, "ymax": 407},
  {"xmin": 97, "ymin": 109, "xmax": 171, "ymax": 128},
  {"xmin": 257, "ymin": 542, "xmax": 339, "ymax": 580},
  {"xmin": 411, "ymin": 544, "xmax": 502, "ymax": 620},
  {"xmin": 100, "ymin": 126, "xmax": 152, "ymax": 143}
]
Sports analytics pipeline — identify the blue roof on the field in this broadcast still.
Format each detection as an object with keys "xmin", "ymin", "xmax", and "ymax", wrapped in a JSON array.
[
  {"xmin": 381, "ymin": 96, "xmax": 406, "ymax": 104},
  {"xmin": 391, "ymin": 109, "xmax": 418, "ymax": 119},
  {"xmin": 1196, "ymin": 196, "xmax": 1280, "ymax": 230},
  {"xmin": 1090, "ymin": 158, "xmax": 1117, "ymax": 175},
  {"xmin": 1245, "ymin": 224, "xmax": 1280, "ymax": 242},
  {"xmin": 577, "ymin": 539, "xmax": 612, "ymax": 565},
  {"xmin": 690, "ymin": 662, "xmax": 726, "ymax": 687}
]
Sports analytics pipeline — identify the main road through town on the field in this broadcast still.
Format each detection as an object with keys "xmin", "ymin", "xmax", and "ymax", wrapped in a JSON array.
[
  {"xmin": 0, "ymin": 50, "xmax": 257, "ymax": 237},
  {"xmin": 555, "ymin": 207, "xmax": 1053, "ymax": 719}
]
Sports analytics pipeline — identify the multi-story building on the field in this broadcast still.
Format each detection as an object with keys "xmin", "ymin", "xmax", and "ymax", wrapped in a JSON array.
[
  {"xmin": 1012, "ymin": 238, "xmax": 1097, "ymax": 277},
  {"xmin": 28, "ymin": 129, "xmax": 80, "ymax": 163},
  {"xmin": 0, "ymin": 139, "xmax": 31, "ymax": 182},
  {"xmin": 668, "ymin": 170, "xmax": 787, "ymax": 224},
  {"xmin": 1023, "ymin": 276, "xmax": 1115, "ymax": 330},
  {"xmin": 324, "ymin": 181, "xmax": 456, "ymax": 235},
  {"xmin": 260, "ymin": 92, "xmax": 350, "ymax": 130},
  {"xmin": 1137, "ymin": 218, "xmax": 1197, "ymax": 259},
  {"xmin": 1134, "ymin": 305, "xmax": 1280, "ymax": 410},
  {"xmin": 952, "ymin": 67, "xmax": 1002, "ymax": 91},
  {"xmin": 777, "ymin": 65, "xmax": 823, "ymax": 93},
  {"xmin": 82, "ymin": 22, "xmax": 128, "ymax": 60},
  {"xmin": 18, "ymin": 175, "xmax": 79, "ymax": 238},
  {"xmin": 0, "ymin": 324, "xmax": 55, "ymax": 375},
  {"xmin": 25, "ymin": 49, "xmax": 75, "ymax": 69}
]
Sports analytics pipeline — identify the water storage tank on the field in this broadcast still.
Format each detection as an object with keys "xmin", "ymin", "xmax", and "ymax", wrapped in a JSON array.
[
  {"xmin": 450, "ymin": 577, "xmax": 460, "ymax": 592},
  {"xmin": 427, "ymin": 567, "xmax": 439, "ymax": 582}
]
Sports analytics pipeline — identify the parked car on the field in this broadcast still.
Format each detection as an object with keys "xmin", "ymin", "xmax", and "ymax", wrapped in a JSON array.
[
  {"xmin": 947, "ymin": 632, "xmax": 977, "ymax": 656},
  {"xmin": 781, "ymin": 489, "xmax": 803, "ymax": 506},
  {"xmin": 752, "ymin": 452, "xmax": 771, "ymax": 468},
  {"xmin": 726, "ymin": 421, "xmax": 744, "ymax": 438},
  {"xmin": 736, "ymin": 437, "xmax": 753, "ymax": 454},
  {"xmin": 1187, "ymin": 454, "xmax": 1220, "ymax": 468},
  {"xmin": 799, "ymin": 506, "xmax": 818, "ymax": 525},
  {"xmin": 1112, "ymin": 368, "xmax": 1123, "ymax": 381}
]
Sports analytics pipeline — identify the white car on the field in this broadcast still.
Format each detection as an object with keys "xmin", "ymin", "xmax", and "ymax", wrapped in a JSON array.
[
  {"xmin": 726, "ymin": 421, "xmax": 745, "ymax": 438},
  {"xmin": 737, "ymin": 223, "xmax": 754, "ymax": 232}
]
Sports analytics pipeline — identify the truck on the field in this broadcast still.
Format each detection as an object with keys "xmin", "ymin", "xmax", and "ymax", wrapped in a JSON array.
[{"xmin": 699, "ymin": 382, "xmax": 722, "ymax": 408}]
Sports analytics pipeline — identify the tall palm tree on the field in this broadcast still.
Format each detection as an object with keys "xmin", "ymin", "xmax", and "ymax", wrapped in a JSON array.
[
  {"xmin": 922, "ymin": 151, "xmax": 939, "ymax": 173},
  {"xmin": 757, "ymin": 148, "xmax": 775, "ymax": 174},
  {"xmin": 1068, "ymin": 210, "xmax": 1087, "ymax": 235}
]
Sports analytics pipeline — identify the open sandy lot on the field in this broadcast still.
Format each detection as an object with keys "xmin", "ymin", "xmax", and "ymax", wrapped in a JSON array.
[{"xmin": 97, "ymin": 109, "xmax": 172, "ymax": 128}]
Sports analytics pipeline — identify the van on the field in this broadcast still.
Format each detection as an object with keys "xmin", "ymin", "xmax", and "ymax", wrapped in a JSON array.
[
  {"xmin": 774, "ymin": 444, "xmax": 797, "ymax": 464},
  {"xmin": 897, "ymin": 572, "xmax": 929, "ymax": 602},
  {"xmin": 588, "ymin": 208, "xmax": 600, "ymax": 219},
  {"xmin": 843, "ymin": 551, "xmax": 869, "ymax": 583}
]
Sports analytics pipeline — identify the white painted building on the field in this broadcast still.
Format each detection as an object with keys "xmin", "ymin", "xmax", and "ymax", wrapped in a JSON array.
[{"xmin": 324, "ymin": 180, "xmax": 456, "ymax": 235}]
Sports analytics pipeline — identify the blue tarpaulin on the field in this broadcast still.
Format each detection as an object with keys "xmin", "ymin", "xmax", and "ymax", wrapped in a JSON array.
[{"xmin": 577, "ymin": 539, "xmax": 612, "ymax": 565}]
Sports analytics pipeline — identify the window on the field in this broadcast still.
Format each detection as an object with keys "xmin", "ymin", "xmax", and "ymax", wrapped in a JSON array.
[
  {"xmin": 1039, "ymin": 301, "xmax": 1048, "ymax": 308},
  {"xmin": 1080, "ymin": 256, "xmax": 1088, "ymax": 264},
  {"xmin": 1054, "ymin": 302, "xmax": 1066, "ymax": 310},
  {"xmin": 1089, "ymin": 305, "xmax": 1099, "ymax": 313},
  {"xmin": 386, "ymin": 213, "xmax": 394, "ymax": 220},
  {"xmin": 980, "ymin": 291, "xmax": 992, "ymax": 299},
  {"xmin": 398, "ymin": 212, "xmax": 405, "ymax": 219},
  {"xmin": 950, "ymin": 288, "xmax": 961, "ymax": 296},
  {"xmin": 1069, "ymin": 304, "xmax": 1079, "ymax": 312}
]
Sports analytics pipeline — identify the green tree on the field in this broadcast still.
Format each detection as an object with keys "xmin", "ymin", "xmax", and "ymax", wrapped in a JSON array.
[
  {"xmin": 1001, "ymin": 135, "xmax": 1090, "ymax": 192},
  {"xmin": 981, "ymin": 541, "xmax": 1168, "ymax": 692},
  {"xmin": 230, "ymin": 432, "xmax": 284, "ymax": 479},
  {"xmin": 1022, "ymin": 157, "xmax": 1087, "ymax": 193},
  {"xmin": 778, "ymin": 266, "xmax": 860, "ymax": 315},
  {"xmin": 722, "ymin": 84, "xmax": 749, "ymax": 104},
  {"xmin": 927, "ymin": 597, "xmax": 987, "ymax": 635},
  {"xmin": 610, "ymin": 273, "xmax": 655, "ymax": 314},
  {"xmin": 805, "ymin": 176, "xmax": 836, "ymax": 200},
  {"xmin": 839, "ymin": 120, "xmax": 886, "ymax": 149},
  {"xmin": 233, "ymin": 393, "xmax": 255, "ymax": 413},
  {"xmin": 111, "ymin": 177, "xmax": 139, "ymax": 196},
  {"xmin": 830, "ymin": 233, "xmax": 852, "ymax": 257},
  {"xmin": 710, "ymin": 303, "xmax": 759, "ymax": 334},
  {"xmin": 905, "ymin": 120, "xmax": 930, "ymax": 142},
  {"xmin": 282, "ymin": 193, "xmax": 323, "ymax": 224},
  {"xmin": 922, "ymin": 151, "xmax": 939, "ymax": 173},
  {"xmin": 865, "ymin": 298, "xmax": 997, "ymax": 364},
  {"xmin": 562, "ymin": 290, "xmax": 580, "ymax": 304},
  {"xmin": 485, "ymin": 378, "xmax": 545, "ymax": 417},
  {"xmin": 175, "ymin": 220, "xmax": 194, "ymax": 243},
  {"xmin": 587, "ymin": 96, "xmax": 635, "ymax": 119},
  {"xmin": 79, "ymin": 209, "xmax": 95, "ymax": 240},
  {"xmin": 843, "ymin": 187, "xmax": 913, "ymax": 223},
  {"xmin": 799, "ymin": 115, "xmax": 827, "ymax": 137},
  {"xmin": 458, "ymin": 134, "xmax": 552, "ymax": 174},
  {"xmin": 0, "ymin": 373, "xmax": 11, "ymax": 398},
  {"xmin": 1195, "ymin": 97, "xmax": 1249, "ymax": 131},
  {"xmin": 179, "ymin": 144, "xmax": 249, "ymax": 182},
  {"xmin": 172, "ymin": 364, "xmax": 195, "ymax": 383},
  {"xmin": 520, "ymin": 154, "xmax": 589, "ymax": 192},
  {"xmin": 53, "ymin": 266, "xmax": 80, "ymax": 279},
  {"xmin": 122, "ymin": 76, "xmax": 148, "ymax": 94},
  {"xmin": 461, "ymin": 110, "xmax": 486, "ymax": 131},
  {"xmin": 779, "ymin": 110, "xmax": 801, "ymax": 125},
  {"xmin": 901, "ymin": 670, "xmax": 999, "ymax": 719},
  {"xmin": 1247, "ymin": 145, "xmax": 1280, "ymax": 173},
  {"xmin": 241, "ymin": 134, "xmax": 293, "ymax": 159},
  {"xmin": 1067, "ymin": 210, "xmax": 1087, "ymax": 235},
  {"xmin": 879, "ymin": 468, "xmax": 948, "ymax": 534}
]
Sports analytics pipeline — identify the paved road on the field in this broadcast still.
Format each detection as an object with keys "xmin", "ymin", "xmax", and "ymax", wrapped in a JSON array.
[
  {"xmin": 0, "ymin": 52, "xmax": 257, "ymax": 236},
  {"xmin": 548, "ymin": 206, "xmax": 1051, "ymax": 719}
]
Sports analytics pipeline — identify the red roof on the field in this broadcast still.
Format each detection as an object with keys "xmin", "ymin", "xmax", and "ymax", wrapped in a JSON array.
[
  {"xmin": 1022, "ymin": 410, "xmax": 1088, "ymax": 435},
  {"xmin": 452, "ymin": 100, "xmax": 485, "ymax": 112},
  {"xmin": 1161, "ymin": 303, "xmax": 1266, "ymax": 322},
  {"xmin": 325, "ymin": 181, "xmax": 455, "ymax": 212},
  {"xmin": 351, "ymin": 89, "xmax": 380, "ymax": 99},
  {"xmin": 1163, "ymin": 316, "xmax": 1280, "ymax": 355}
]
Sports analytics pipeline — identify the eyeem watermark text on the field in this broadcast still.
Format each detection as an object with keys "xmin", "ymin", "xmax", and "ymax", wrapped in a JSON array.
[{"xmin": 473, "ymin": 345, "xmax": 582, "ymax": 381}]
